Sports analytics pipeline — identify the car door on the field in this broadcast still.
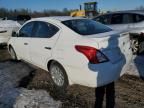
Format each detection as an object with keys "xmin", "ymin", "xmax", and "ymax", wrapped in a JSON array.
[
  {"xmin": 29, "ymin": 21, "xmax": 60, "ymax": 69},
  {"xmin": 14, "ymin": 21, "xmax": 35, "ymax": 61},
  {"xmin": 109, "ymin": 13, "xmax": 134, "ymax": 31},
  {"xmin": 122, "ymin": 13, "xmax": 137, "ymax": 30}
]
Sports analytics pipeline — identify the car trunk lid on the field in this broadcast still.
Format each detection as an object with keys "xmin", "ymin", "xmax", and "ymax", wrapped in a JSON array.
[{"xmin": 86, "ymin": 31, "xmax": 132, "ymax": 64}]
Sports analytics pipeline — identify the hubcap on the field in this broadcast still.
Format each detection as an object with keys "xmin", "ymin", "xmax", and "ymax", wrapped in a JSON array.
[
  {"xmin": 51, "ymin": 66, "xmax": 64, "ymax": 87},
  {"xmin": 131, "ymin": 39, "xmax": 139, "ymax": 53}
]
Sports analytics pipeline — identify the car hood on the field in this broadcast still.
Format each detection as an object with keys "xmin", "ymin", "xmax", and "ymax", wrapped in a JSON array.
[{"xmin": 0, "ymin": 20, "xmax": 21, "ymax": 28}]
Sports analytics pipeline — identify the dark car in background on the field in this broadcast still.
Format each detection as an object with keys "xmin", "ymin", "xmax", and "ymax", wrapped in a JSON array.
[{"xmin": 4, "ymin": 15, "xmax": 31, "ymax": 25}]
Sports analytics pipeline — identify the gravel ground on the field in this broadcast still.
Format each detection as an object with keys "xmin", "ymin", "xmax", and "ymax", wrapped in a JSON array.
[{"xmin": 0, "ymin": 48, "xmax": 144, "ymax": 108}]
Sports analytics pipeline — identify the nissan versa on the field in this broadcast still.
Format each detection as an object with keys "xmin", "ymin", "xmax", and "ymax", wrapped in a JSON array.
[{"xmin": 8, "ymin": 17, "xmax": 132, "ymax": 91}]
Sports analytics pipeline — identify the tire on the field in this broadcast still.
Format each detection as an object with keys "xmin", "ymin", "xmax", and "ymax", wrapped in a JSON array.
[
  {"xmin": 9, "ymin": 46, "xmax": 18, "ymax": 60},
  {"xmin": 49, "ymin": 61, "xmax": 69, "ymax": 93},
  {"xmin": 0, "ymin": 44, "xmax": 7, "ymax": 49}
]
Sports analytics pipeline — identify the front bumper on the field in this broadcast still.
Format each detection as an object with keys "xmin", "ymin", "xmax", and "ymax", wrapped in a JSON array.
[{"xmin": 0, "ymin": 37, "xmax": 9, "ymax": 45}]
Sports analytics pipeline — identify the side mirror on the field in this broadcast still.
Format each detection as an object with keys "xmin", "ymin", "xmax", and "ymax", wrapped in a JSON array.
[{"xmin": 12, "ymin": 31, "xmax": 18, "ymax": 37}]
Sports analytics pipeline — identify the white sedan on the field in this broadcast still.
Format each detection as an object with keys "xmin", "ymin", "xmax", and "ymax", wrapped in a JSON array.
[
  {"xmin": 0, "ymin": 15, "xmax": 31, "ymax": 46},
  {"xmin": 0, "ymin": 20, "xmax": 20, "ymax": 45},
  {"xmin": 8, "ymin": 17, "xmax": 132, "ymax": 91}
]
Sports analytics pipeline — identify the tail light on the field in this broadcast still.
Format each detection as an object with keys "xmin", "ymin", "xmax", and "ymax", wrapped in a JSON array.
[{"xmin": 75, "ymin": 45, "xmax": 109, "ymax": 64}]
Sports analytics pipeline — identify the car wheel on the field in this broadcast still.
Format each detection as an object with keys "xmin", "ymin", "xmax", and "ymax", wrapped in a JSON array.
[
  {"xmin": 9, "ymin": 47, "xmax": 17, "ymax": 60},
  {"xmin": 49, "ymin": 61, "xmax": 69, "ymax": 91},
  {"xmin": 131, "ymin": 39, "xmax": 139, "ymax": 54}
]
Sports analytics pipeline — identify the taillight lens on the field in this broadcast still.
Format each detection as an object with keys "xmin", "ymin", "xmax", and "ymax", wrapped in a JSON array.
[{"xmin": 75, "ymin": 45, "xmax": 109, "ymax": 64}]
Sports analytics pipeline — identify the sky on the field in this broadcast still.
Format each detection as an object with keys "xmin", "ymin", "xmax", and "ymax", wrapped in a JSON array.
[{"xmin": 0, "ymin": 0, "xmax": 144, "ymax": 12}]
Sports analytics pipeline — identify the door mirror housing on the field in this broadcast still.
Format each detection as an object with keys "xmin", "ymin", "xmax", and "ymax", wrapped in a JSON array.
[{"xmin": 12, "ymin": 31, "xmax": 18, "ymax": 37}]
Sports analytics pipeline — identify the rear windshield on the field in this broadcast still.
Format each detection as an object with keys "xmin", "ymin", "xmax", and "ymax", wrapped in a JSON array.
[{"xmin": 62, "ymin": 19, "xmax": 112, "ymax": 35}]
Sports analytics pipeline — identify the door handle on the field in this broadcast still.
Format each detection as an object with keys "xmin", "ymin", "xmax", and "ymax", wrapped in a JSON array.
[
  {"xmin": 24, "ymin": 43, "xmax": 28, "ymax": 45},
  {"xmin": 45, "ymin": 47, "xmax": 52, "ymax": 50}
]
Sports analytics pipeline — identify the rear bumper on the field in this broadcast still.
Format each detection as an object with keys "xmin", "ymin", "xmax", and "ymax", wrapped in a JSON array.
[
  {"xmin": 64, "ymin": 54, "xmax": 132, "ymax": 87},
  {"xmin": 0, "ymin": 29, "xmax": 12, "ymax": 44}
]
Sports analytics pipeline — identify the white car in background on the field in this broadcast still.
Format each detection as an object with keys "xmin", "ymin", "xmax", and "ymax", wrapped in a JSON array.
[
  {"xmin": 93, "ymin": 10, "xmax": 144, "ymax": 54},
  {"xmin": 0, "ymin": 20, "xmax": 20, "ymax": 46},
  {"xmin": 0, "ymin": 15, "xmax": 31, "ymax": 46},
  {"xmin": 8, "ymin": 17, "xmax": 132, "ymax": 91}
]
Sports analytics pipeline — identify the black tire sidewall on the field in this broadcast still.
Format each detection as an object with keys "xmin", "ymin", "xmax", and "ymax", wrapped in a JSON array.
[{"xmin": 10, "ymin": 47, "xmax": 17, "ymax": 60}]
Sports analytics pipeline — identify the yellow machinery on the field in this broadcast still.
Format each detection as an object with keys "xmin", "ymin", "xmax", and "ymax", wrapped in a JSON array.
[{"xmin": 70, "ymin": 2, "xmax": 97, "ymax": 18}]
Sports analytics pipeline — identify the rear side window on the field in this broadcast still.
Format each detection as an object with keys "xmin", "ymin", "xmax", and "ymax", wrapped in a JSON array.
[
  {"xmin": 123, "ymin": 14, "xmax": 134, "ymax": 24},
  {"xmin": 133, "ymin": 14, "xmax": 144, "ymax": 23},
  {"xmin": 62, "ymin": 19, "xmax": 112, "ymax": 35},
  {"xmin": 111, "ymin": 14, "xmax": 123, "ymax": 24},
  {"xmin": 19, "ymin": 22, "xmax": 34, "ymax": 37},
  {"xmin": 94, "ymin": 15, "xmax": 111, "ymax": 24},
  {"xmin": 34, "ymin": 22, "xmax": 59, "ymax": 38}
]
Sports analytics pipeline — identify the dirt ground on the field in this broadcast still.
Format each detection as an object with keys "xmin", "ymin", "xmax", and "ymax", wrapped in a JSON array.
[{"xmin": 0, "ymin": 48, "xmax": 144, "ymax": 108}]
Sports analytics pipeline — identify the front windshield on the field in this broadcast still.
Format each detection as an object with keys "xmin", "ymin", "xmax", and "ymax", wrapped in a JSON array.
[{"xmin": 62, "ymin": 19, "xmax": 112, "ymax": 35}]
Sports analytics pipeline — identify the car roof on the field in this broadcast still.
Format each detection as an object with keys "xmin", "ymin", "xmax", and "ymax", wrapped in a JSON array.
[
  {"xmin": 96, "ymin": 10, "xmax": 144, "ymax": 17},
  {"xmin": 112, "ymin": 10, "xmax": 144, "ymax": 15},
  {"xmin": 31, "ymin": 16, "xmax": 85, "ymax": 22}
]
